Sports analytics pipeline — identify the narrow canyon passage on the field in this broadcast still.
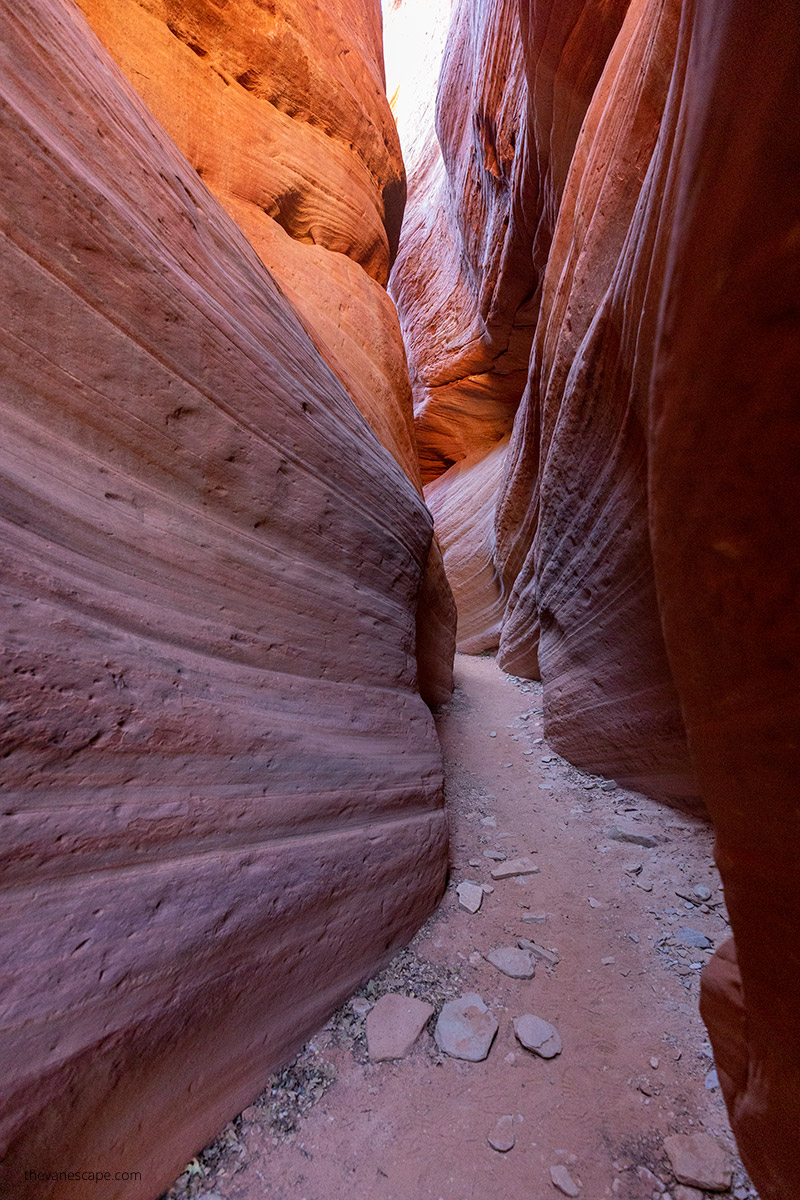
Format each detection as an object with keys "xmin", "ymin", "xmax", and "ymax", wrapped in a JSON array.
[
  {"xmin": 1, "ymin": 2, "xmax": 797, "ymax": 1199},
  {"xmin": 161, "ymin": 657, "xmax": 753, "ymax": 1200}
]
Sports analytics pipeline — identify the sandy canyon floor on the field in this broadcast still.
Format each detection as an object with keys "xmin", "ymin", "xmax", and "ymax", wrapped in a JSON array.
[{"xmin": 163, "ymin": 655, "xmax": 759, "ymax": 1200}]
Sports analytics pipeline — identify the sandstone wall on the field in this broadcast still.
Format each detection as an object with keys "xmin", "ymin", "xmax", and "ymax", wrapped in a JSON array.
[
  {"xmin": 647, "ymin": 5, "xmax": 800, "ymax": 1195},
  {"xmin": 394, "ymin": 0, "xmax": 799, "ymax": 1193},
  {"xmin": 0, "ymin": 1, "xmax": 451, "ymax": 1197},
  {"xmin": 496, "ymin": 0, "xmax": 699, "ymax": 803},
  {"xmin": 73, "ymin": 0, "xmax": 456, "ymax": 705},
  {"xmin": 390, "ymin": 0, "xmax": 629, "ymax": 652}
]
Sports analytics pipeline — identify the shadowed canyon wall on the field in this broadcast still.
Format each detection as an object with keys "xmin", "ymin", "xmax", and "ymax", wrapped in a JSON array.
[
  {"xmin": 394, "ymin": 1, "xmax": 800, "ymax": 1196},
  {"xmin": 0, "ymin": 1, "xmax": 455, "ymax": 1197}
]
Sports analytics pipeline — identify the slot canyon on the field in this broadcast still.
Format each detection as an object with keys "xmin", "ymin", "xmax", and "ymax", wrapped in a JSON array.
[{"xmin": 0, "ymin": 0, "xmax": 797, "ymax": 1198}]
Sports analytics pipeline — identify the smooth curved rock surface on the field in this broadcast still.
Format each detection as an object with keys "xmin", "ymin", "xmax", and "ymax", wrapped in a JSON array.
[
  {"xmin": 424, "ymin": 441, "xmax": 508, "ymax": 653},
  {"xmin": 389, "ymin": 0, "xmax": 628, "ymax": 484},
  {"xmin": 0, "ymin": 2, "xmax": 450, "ymax": 1197},
  {"xmin": 496, "ymin": 0, "xmax": 699, "ymax": 805},
  {"xmin": 73, "ymin": 0, "xmax": 456, "ymax": 706},
  {"xmin": 649, "ymin": 5, "xmax": 800, "ymax": 1196}
]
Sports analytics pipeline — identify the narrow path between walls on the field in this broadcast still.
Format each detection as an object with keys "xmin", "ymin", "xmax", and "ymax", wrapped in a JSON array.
[{"xmin": 163, "ymin": 656, "xmax": 758, "ymax": 1200}]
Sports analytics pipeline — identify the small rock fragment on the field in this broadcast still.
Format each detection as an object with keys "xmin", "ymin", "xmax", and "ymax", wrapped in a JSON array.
[
  {"xmin": 588, "ymin": 897, "xmax": 602, "ymax": 908},
  {"xmin": 693, "ymin": 885, "xmax": 712, "ymax": 901},
  {"xmin": 482, "ymin": 884, "xmax": 495, "ymax": 894},
  {"xmin": 434, "ymin": 994, "xmax": 498, "ymax": 1061},
  {"xmin": 489, "ymin": 731, "xmax": 497, "ymax": 737},
  {"xmin": 491, "ymin": 857, "xmax": 540, "ymax": 880},
  {"xmin": 488, "ymin": 1114, "xmax": 515, "ymax": 1152},
  {"xmin": 704, "ymin": 1067, "xmax": 719, "ymax": 1090},
  {"xmin": 624, "ymin": 862, "xmax": 643, "ymax": 875},
  {"xmin": 650, "ymin": 1056, "xmax": 660, "ymax": 1069},
  {"xmin": 487, "ymin": 947, "xmax": 535, "ymax": 979},
  {"xmin": 521, "ymin": 912, "xmax": 548, "ymax": 923},
  {"xmin": 526, "ymin": 941, "xmax": 560, "ymax": 966},
  {"xmin": 350, "ymin": 996, "xmax": 372, "ymax": 1016},
  {"xmin": 663, "ymin": 1133, "xmax": 733, "ymax": 1191},
  {"xmin": 550, "ymin": 1164, "xmax": 581, "ymax": 1196},
  {"xmin": 677, "ymin": 927, "xmax": 713, "ymax": 950},
  {"xmin": 484, "ymin": 849, "xmax": 506, "ymax": 861},
  {"xmin": 601, "ymin": 956, "xmax": 616, "ymax": 966},
  {"xmin": 608, "ymin": 824, "xmax": 660, "ymax": 848},
  {"xmin": 457, "ymin": 881, "xmax": 484, "ymax": 913},
  {"xmin": 481, "ymin": 816, "xmax": 497, "ymax": 826},
  {"xmin": 673, "ymin": 1188, "xmax": 705, "ymax": 1200},
  {"xmin": 514, "ymin": 1014, "xmax": 562, "ymax": 1058},
  {"xmin": 366, "ymin": 993, "xmax": 434, "ymax": 1061}
]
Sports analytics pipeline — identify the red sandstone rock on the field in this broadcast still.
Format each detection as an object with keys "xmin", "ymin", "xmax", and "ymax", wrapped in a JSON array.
[
  {"xmin": 496, "ymin": 0, "xmax": 700, "ymax": 805},
  {"xmin": 648, "ymin": 5, "xmax": 800, "ymax": 1196},
  {"xmin": 0, "ymin": 2, "xmax": 450, "ymax": 1197},
  {"xmin": 389, "ymin": 0, "xmax": 629, "ymax": 484},
  {"xmin": 424, "ymin": 441, "xmax": 508, "ymax": 653},
  {"xmin": 74, "ymin": 0, "xmax": 457, "ymax": 709}
]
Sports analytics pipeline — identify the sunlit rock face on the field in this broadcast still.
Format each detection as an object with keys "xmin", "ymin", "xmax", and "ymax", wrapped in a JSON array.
[
  {"xmin": 388, "ymin": 0, "xmax": 628, "ymax": 652},
  {"xmin": 71, "ymin": 0, "xmax": 456, "ymax": 704},
  {"xmin": 0, "ymin": 1, "xmax": 451, "ymax": 1196}
]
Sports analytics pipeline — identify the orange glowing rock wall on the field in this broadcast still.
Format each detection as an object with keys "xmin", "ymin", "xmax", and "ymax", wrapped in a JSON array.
[{"xmin": 0, "ymin": 1, "xmax": 454, "ymax": 1197}]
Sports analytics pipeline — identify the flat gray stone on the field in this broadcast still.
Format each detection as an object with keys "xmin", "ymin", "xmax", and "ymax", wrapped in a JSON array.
[
  {"xmin": 607, "ymin": 824, "xmax": 660, "ymax": 848},
  {"xmin": 677, "ymin": 927, "xmax": 714, "ymax": 950},
  {"xmin": 550, "ymin": 1164, "xmax": 581, "ymax": 1196},
  {"xmin": 488, "ymin": 1114, "xmax": 515, "ymax": 1152},
  {"xmin": 514, "ymin": 1014, "xmax": 562, "ymax": 1058},
  {"xmin": 456, "ymin": 880, "xmax": 484, "ymax": 913},
  {"xmin": 491, "ymin": 856, "xmax": 540, "ymax": 879},
  {"xmin": 366, "ymin": 993, "xmax": 434, "ymax": 1062},
  {"xmin": 674, "ymin": 1187, "xmax": 705, "ymax": 1200},
  {"xmin": 664, "ymin": 1133, "xmax": 733, "ymax": 1191},
  {"xmin": 487, "ymin": 946, "xmax": 535, "ymax": 979},
  {"xmin": 434, "ymin": 993, "xmax": 498, "ymax": 1061}
]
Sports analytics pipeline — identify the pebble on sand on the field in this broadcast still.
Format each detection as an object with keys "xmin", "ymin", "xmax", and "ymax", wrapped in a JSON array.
[
  {"xmin": 487, "ymin": 946, "xmax": 535, "ymax": 979},
  {"xmin": 366, "ymin": 993, "xmax": 434, "ymax": 1062},
  {"xmin": 491, "ymin": 857, "xmax": 540, "ymax": 880},
  {"xmin": 434, "ymin": 994, "xmax": 499, "ymax": 1062},
  {"xmin": 456, "ymin": 881, "xmax": 484, "ymax": 913},
  {"xmin": 663, "ymin": 1133, "xmax": 733, "ymax": 1192},
  {"xmin": 607, "ymin": 824, "xmax": 660, "ymax": 848},
  {"xmin": 513, "ymin": 1014, "xmax": 562, "ymax": 1058},
  {"xmin": 488, "ymin": 1114, "xmax": 515, "ymax": 1152},
  {"xmin": 550, "ymin": 1163, "xmax": 581, "ymax": 1196}
]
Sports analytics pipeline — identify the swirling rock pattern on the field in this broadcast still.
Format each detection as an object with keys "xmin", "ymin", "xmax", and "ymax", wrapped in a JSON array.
[
  {"xmin": 0, "ymin": 1, "xmax": 451, "ymax": 1196},
  {"xmin": 497, "ymin": 0, "xmax": 699, "ymax": 804},
  {"xmin": 399, "ymin": 1, "xmax": 799, "ymax": 1194},
  {"xmin": 389, "ymin": 0, "xmax": 628, "ymax": 649}
]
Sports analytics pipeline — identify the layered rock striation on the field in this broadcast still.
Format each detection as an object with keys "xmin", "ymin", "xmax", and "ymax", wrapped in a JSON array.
[
  {"xmin": 496, "ymin": 0, "xmax": 699, "ymax": 802},
  {"xmin": 0, "ymin": 1, "xmax": 453, "ymax": 1197},
  {"xmin": 395, "ymin": 1, "xmax": 800, "ymax": 1195}
]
